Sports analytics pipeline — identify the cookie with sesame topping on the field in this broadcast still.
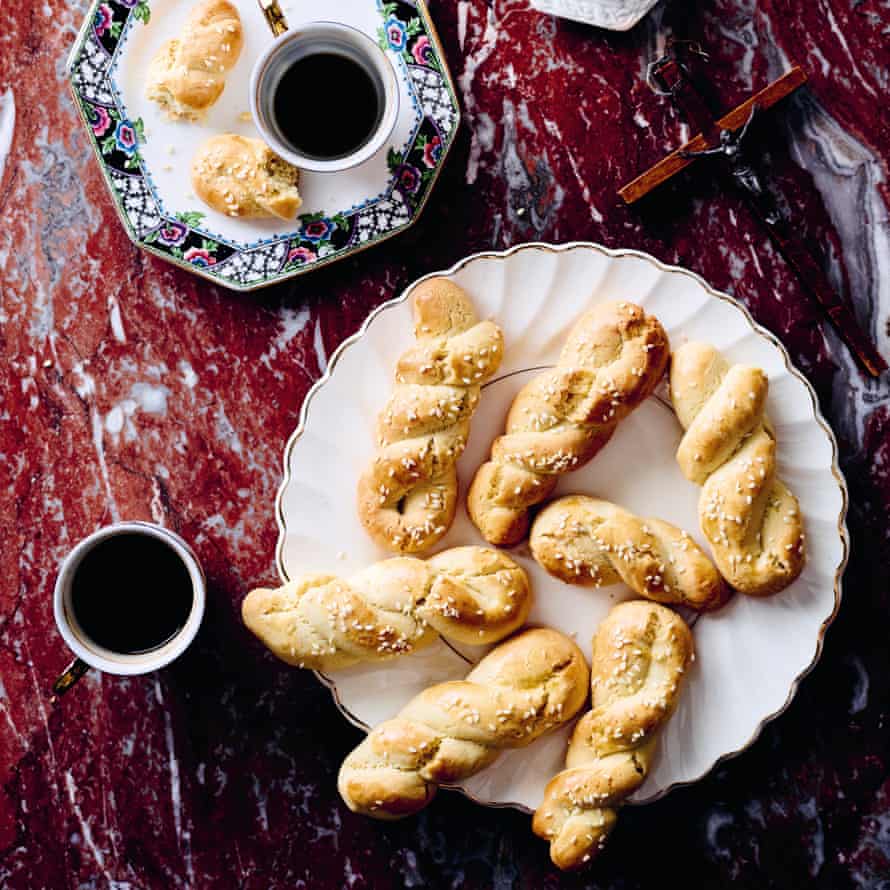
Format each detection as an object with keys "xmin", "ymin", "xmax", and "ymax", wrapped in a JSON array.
[
  {"xmin": 530, "ymin": 495, "xmax": 728, "ymax": 611},
  {"xmin": 146, "ymin": 0, "xmax": 243, "ymax": 121},
  {"xmin": 241, "ymin": 546, "xmax": 530, "ymax": 671},
  {"xmin": 468, "ymin": 301, "xmax": 669, "ymax": 546},
  {"xmin": 670, "ymin": 342, "xmax": 805, "ymax": 596},
  {"xmin": 533, "ymin": 601, "xmax": 693, "ymax": 870},
  {"xmin": 357, "ymin": 278, "xmax": 504, "ymax": 553},
  {"xmin": 191, "ymin": 134, "xmax": 302, "ymax": 220},
  {"xmin": 337, "ymin": 628, "xmax": 588, "ymax": 819}
]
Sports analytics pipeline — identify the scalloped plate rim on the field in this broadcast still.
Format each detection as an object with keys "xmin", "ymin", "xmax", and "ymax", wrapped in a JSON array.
[{"xmin": 274, "ymin": 240, "xmax": 849, "ymax": 813}]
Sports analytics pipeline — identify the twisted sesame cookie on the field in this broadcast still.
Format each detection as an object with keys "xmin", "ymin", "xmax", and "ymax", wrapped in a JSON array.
[
  {"xmin": 468, "ymin": 301, "xmax": 669, "ymax": 546},
  {"xmin": 533, "ymin": 601, "xmax": 693, "ymax": 870},
  {"xmin": 357, "ymin": 278, "xmax": 504, "ymax": 553},
  {"xmin": 146, "ymin": 0, "xmax": 242, "ymax": 121},
  {"xmin": 670, "ymin": 342, "xmax": 805, "ymax": 596},
  {"xmin": 338, "ymin": 628, "xmax": 589, "ymax": 819},
  {"xmin": 530, "ymin": 496, "xmax": 728, "ymax": 611},
  {"xmin": 241, "ymin": 546, "xmax": 530, "ymax": 671},
  {"xmin": 191, "ymin": 134, "xmax": 302, "ymax": 220}
]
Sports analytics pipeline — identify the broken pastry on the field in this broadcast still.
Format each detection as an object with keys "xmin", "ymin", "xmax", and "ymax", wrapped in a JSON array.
[
  {"xmin": 191, "ymin": 134, "xmax": 303, "ymax": 220},
  {"xmin": 146, "ymin": 0, "xmax": 243, "ymax": 121}
]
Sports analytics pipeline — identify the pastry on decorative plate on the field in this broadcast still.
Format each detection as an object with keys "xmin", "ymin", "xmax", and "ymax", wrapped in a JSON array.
[
  {"xmin": 191, "ymin": 134, "xmax": 302, "ymax": 220},
  {"xmin": 146, "ymin": 0, "xmax": 243, "ymax": 121}
]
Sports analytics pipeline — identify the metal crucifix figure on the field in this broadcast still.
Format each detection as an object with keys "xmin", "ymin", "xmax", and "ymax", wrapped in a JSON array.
[
  {"xmin": 620, "ymin": 50, "xmax": 886, "ymax": 377},
  {"xmin": 681, "ymin": 104, "xmax": 766, "ymax": 201}
]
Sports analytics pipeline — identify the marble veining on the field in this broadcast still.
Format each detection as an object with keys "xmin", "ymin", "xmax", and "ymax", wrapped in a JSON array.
[
  {"xmin": 0, "ymin": 90, "xmax": 14, "ymax": 189},
  {"xmin": 1, "ymin": 0, "xmax": 889, "ymax": 887}
]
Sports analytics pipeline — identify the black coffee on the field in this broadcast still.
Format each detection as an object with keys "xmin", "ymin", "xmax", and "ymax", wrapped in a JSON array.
[
  {"xmin": 273, "ymin": 52, "xmax": 383, "ymax": 159},
  {"xmin": 70, "ymin": 533, "xmax": 193, "ymax": 655}
]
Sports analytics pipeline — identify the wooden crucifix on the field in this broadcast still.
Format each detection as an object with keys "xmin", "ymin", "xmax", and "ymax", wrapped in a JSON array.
[{"xmin": 620, "ymin": 52, "xmax": 887, "ymax": 378}]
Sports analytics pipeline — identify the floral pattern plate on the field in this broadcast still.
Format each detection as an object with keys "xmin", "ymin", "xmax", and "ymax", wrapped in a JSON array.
[
  {"xmin": 67, "ymin": 0, "xmax": 460, "ymax": 290},
  {"xmin": 276, "ymin": 242, "xmax": 848, "ymax": 813}
]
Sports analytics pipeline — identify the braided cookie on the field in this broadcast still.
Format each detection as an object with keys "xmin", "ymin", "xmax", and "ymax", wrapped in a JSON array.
[
  {"xmin": 530, "ymin": 496, "xmax": 727, "ymax": 611},
  {"xmin": 670, "ymin": 342, "xmax": 805, "ymax": 596},
  {"xmin": 358, "ymin": 278, "xmax": 504, "ymax": 553},
  {"xmin": 533, "ymin": 601, "xmax": 693, "ymax": 870},
  {"xmin": 468, "ymin": 301, "xmax": 669, "ymax": 546},
  {"xmin": 338, "ymin": 628, "xmax": 589, "ymax": 819},
  {"xmin": 146, "ymin": 0, "xmax": 243, "ymax": 121},
  {"xmin": 242, "ymin": 547, "xmax": 531, "ymax": 672}
]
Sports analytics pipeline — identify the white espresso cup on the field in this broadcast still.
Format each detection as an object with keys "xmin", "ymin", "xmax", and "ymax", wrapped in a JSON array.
[
  {"xmin": 53, "ymin": 522, "xmax": 206, "ymax": 694},
  {"xmin": 250, "ymin": 5, "xmax": 400, "ymax": 173}
]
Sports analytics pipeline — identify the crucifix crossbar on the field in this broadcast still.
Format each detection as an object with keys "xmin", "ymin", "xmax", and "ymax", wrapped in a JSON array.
[
  {"xmin": 619, "ymin": 57, "xmax": 886, "ymax": 378},
  {"xmin": 619, "ymin": 66, "xmax": 806, "ymax": 203}
]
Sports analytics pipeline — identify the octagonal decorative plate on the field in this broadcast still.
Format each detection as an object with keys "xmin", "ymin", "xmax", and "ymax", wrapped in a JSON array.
[
  {"xmin": 275, "ymin": 242, "xmax": 848, "ymax": 813},
  {"xmin": 66, "ymin": 0, "xmax": 459, "ymax": 291}
]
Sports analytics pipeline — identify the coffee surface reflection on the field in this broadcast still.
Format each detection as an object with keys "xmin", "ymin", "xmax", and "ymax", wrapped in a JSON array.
[
  {"xmin": 272, "ymin": 52, "xmax": 383, "ymax": 160},
  {"xmin": 70, "ymin": 533, "xmax": 194, "ymax": 655}
]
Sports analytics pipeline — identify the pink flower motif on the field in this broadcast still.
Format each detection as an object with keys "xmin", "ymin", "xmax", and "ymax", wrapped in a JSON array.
[
  {"xmin": 94, "ymin": 4, "xmax": 113, "ymax": 36},
  {"xmin": 183, "ymin": 247, "xmax": 216, "ymax": 267},
  {"xmin": 287, "ymin": 246, "xmax": 317, "ymax": 266},
  {"xmin": 90, "ymin": 106, "xmax": 111, "ymax": 136},
  {"xmin": 422, "ymin": 134, "xmax": 443, "ymax": 169},
  {"xmin": 411, "ymin": 35, "xmax": 433, "ymax": 66}
]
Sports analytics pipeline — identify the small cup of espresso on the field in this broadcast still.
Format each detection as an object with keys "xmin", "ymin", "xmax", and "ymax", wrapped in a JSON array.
[
  {"xmin": 52, "ymin": 522, "xmax": 205, "ymax": 694},
  {"xmin": 250, "ymin": 15, "xmax": 400, "ymax": 173}
]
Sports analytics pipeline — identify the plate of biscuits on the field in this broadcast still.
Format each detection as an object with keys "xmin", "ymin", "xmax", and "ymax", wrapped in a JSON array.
[
  {"xmin": 67, "ymin": 0, "xmax": 459, "ymax": 290},
  {"xmin": 243, "ymin": 242, "xmax": 847, "ymax": 870}
]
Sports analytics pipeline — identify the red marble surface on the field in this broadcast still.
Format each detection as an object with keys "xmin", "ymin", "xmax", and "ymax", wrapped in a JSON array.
[{"xmin": 1, "ymin": 0, "xmax": 889, "ymax": 887}]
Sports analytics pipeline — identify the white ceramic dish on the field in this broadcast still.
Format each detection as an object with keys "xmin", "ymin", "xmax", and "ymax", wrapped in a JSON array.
[
  {"xmin": 531, "ymin": 0, "xmax": 662, "ymax": 32},
  {"xmin": 67, "ymin": 0, "xmax": 459, "ymax": 289},
  {"xmin": 53, "ymin": 521, "xmax": 206, "ymax": 676},
  {"xmin": 276, "ymin": 242, "xmax": 848, "ymax": 812}
]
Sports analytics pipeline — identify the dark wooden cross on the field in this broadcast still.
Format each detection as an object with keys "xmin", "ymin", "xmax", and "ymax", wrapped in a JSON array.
[{"xmin": 619, "ymin": 52, "xmax": 886, "ymax": 378}]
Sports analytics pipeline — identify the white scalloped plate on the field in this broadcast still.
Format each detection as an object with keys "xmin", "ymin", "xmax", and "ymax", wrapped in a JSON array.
[{"xmin": 275, "ymin": 242, "xmax": 848, "ymax": 812}]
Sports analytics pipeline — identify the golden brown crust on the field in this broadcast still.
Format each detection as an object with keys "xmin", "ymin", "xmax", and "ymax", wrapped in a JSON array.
[
  {"xmin": 670, "ymin": 342, "xmax": 806, "ymax": 596},
  {"xmin": 533, "ymin": 601, "xmax": 693, "ymax": 870},
  {"xmin": 467, "ymin": 301, "xmax": 669, "ymax": 546},
  {"xmin": 530, "ymin": 495, "xmax": 729, "ymax": 611},
  {"xmin": 337, "ymin": 628, "xmax": 590, "ymax": 819},
  {"xmin": 357, "ymin": 279, "xmax": 504, "ymax": 553},
  {"xmin": 146, "ymin": 0, "xmax": 243, "ymax": 120},
  {"xmin": 191, "ymin": 134, "xmax": 302, "ymax": 220},
  {"xmin": 241, "ymin": 546, "xmax": 531, "ymax": 671}
]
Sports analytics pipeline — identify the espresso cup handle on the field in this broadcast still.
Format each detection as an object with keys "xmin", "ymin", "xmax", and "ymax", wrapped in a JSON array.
[
  {"xmin": 52, "ymin": 657, "xmax": 91, "ymax": 697},
  {"xmin": 258, "ymin": 0, "xmax": 288, "ymax": 36}
]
